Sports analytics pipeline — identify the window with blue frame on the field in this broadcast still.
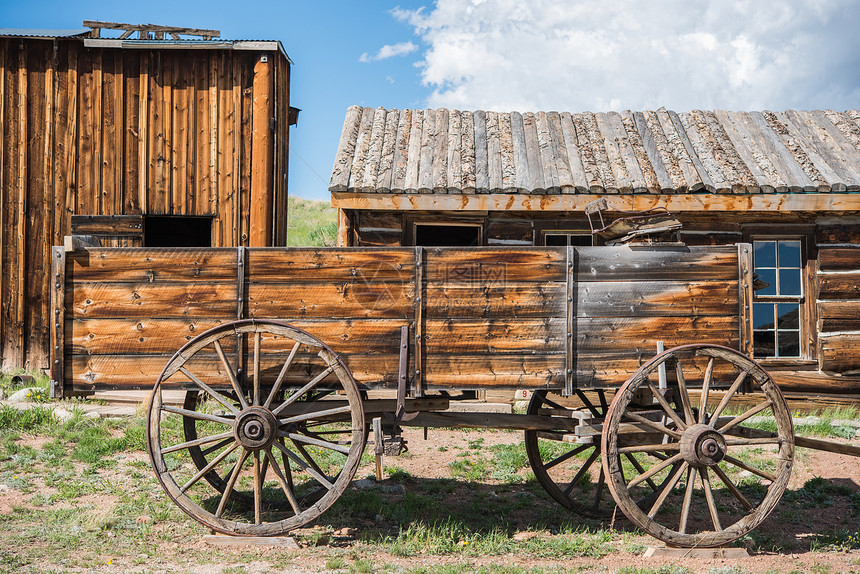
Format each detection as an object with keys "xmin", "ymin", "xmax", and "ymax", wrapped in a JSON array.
[{"xmin": 752, "ymin": 239, "xmax": 803, "ymax": 358}]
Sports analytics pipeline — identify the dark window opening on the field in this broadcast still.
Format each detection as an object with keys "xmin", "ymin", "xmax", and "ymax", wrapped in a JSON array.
[
  {"xmin": 543, "ymin": 232, "xmax": 593, "ymax": 247},
  {"xmin": 144, "ymin": 216, "xmax": 213, "ymax": 247},
  {"xmin": 414, "ymin": 224, "xmax": 481, "ymax": 246}
]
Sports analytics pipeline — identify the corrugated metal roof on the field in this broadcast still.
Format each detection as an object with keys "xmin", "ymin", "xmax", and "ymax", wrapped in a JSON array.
[
  {"xmin": 330, "ymin": 106, "xmax": 860, "ymax": 195},
  {"xmin": 0, "ymin": 28, "xmax": 89, "ymax": 38}
]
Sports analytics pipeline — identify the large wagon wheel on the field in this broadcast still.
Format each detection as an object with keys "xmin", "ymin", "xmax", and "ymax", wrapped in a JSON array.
[
  {"xmin": 147, "ymin": 319, "xmax": 366, "ymax": 536},
  {"xmin": 602, "ymin": 344, "xmax": 794, "ymax": 547},
  {"xmin": 525, "ymin": 390, "xmax": 614, "ymax": 517}
]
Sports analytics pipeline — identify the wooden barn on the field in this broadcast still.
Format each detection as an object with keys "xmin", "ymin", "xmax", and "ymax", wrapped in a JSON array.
[
  {"xmin": 329, "ymin": 106, "xmax": 860, "ymax": 396},
  {"xmin": 0, "ymin": 22, "xmax": 295, "ymax": 371}
]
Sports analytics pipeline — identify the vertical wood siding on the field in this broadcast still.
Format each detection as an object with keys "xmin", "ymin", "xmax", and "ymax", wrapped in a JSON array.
[{"xmin": 0, "ymin": 38, "xmax": 290, "ymax": 370}]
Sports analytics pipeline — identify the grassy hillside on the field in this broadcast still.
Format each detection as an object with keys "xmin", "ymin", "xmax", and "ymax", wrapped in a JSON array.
[{"xmin": 287, "ymin": 196, "xmax": 338, "ymax": 246}]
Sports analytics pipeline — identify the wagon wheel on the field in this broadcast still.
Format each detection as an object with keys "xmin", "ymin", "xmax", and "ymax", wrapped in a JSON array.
[
  {"xmin": 147, "ymin": 319, "xmax": 366, "ymax": 536},
  {"xmin": 602, "ymin": 344, "xmax": 794, "ymax": 547},
  {"xmin": 525, "ymin": 389, "xmax": 679, "ymax": 518}
]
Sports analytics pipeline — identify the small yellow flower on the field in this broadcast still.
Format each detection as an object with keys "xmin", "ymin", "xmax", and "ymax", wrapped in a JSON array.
[{"xmin": 107, "ymin": 558, "xmax": 113, "ymax": 565}]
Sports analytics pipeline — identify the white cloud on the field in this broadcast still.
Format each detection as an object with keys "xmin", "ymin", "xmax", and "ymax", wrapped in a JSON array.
[
  {"xmin": 359, "ymin": 41, "xmax": 418, "ymax": 63},
  {"xmin": 397, "ymin": 0, "xmax": 860, "ymax": 112}
]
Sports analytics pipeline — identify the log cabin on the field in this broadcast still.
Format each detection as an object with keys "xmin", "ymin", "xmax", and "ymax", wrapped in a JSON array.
[
  {"xmin": 0, "ymin": 22, "xmax": 295, "ymax": 370},
  {"xmin": 329, "ymin": 106, "xmax": 860, "ymax": 395}
]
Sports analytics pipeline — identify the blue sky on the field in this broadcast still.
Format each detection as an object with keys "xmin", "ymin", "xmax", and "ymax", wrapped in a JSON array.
[{"xmin": 3, "ymin": 1, "xmax": 859, "ymax": 201}]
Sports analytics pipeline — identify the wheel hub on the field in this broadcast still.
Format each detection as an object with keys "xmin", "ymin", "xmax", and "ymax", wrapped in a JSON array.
[
  {"xmin": 233, "ymin": 406, "xmax": 279, "ymax": 450},
  {"xmin": 680, "ymin": 424, "xmax": 727, "ymax": 467}
]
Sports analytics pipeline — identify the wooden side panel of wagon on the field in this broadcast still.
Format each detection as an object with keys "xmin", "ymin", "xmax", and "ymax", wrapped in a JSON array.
[{"xmin": 54, "ymin": 244, "xmax": 744, "ymax": 397}]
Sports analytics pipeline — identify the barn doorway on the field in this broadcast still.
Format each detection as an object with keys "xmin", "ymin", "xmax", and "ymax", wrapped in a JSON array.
[{"xmin": 144, "ymin": 216, "xmax": 213, "ymax": 247}]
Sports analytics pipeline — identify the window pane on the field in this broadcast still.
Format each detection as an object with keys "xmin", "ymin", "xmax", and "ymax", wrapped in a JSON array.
[
  {"xmin": 778, "ymin": 240, "xmax": 801, "ymax": 267},
  {"xmin": 778, "ymin": 268, "xmax": 802, "ymax": 296},
  {"xmin": 754, "ymin": 241, "xmax": 776, "ymax": 268},
  {"xmin": 569, "ymin": 235, "xmax": 593, "ymax": 247},
  {"xmin": 544, "ymin": 234, "xmax": 567, "ymax": 246},
  {"xmin": 753, "ymin": 303, "xmax": 775, "ymax": 330},
  {"xmin": 754, "ymin": 331, "xmax": 775, "ymax": 358},
  {"xmin": 756, "ymin": 268, "xmax": 777, "ymax": 295},
  {"xmin": 777, "ymin": 303, "xmax": 799, "ymax": 329},
  {"xmin": 777, "ymin": 330, "xmax": 800, "ymax": 357}
]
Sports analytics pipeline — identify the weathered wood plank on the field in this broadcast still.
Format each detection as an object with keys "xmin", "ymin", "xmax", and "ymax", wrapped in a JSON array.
[
  {"xmin": 818, "ymin": 247, "xmax": 860, "ymax": 271},
  {"xmin": 546, "ymin": 112, "xmax": 573, "ymax": 192},
  {"xmin": 619, "ymin": 110, "xmax": 660, "ymax": 192},
  {"xmin": 473, "ymin": 110, "xmax": 489, "ymax": 192},
  {"xmin": 667, "ymin": 110, "xmax": 714, "ymax": 192},
  {"xmin": 248, "ymin": 282, "xmax": 414, "ymax": 320},
  {"xmin": 819, "ymin": 334, "xmax": 860, "ymax": 373},
  {"xmin": 485, "ymin": 111, "xmax": 502, "ymax": 193},
  {"xmin": 247, "ymin": 248, "xmax": 415, "ymax": 282},
  {"xmin": 576, "ymin": 281, "xmax": 738, "ymax": 318},
  {"xmin": 536, "ymin": 112, "xmax": 560, "ymax": 194},
  {"xmin": 460, "ymin": 110, "xmax": 476, "ymax": 194},
  {"xmin": 677, "ymin": 111, "xmax": 730, "ymax": 193},
  {"xmin": 418, "ymin": 108, "xmax": 435, "ymax": 193},
  {"xmin": 71, "ymin": 215, "xmax": 144, "ymax": 236},
  {"xmin": 595, "ymin": 112, "xmax": 632, "ymax": 193},
  {"xmin": 376, "ymin": 108, "xmax": 398, "ymax": 193},
  {"xmin": 641, "ymin": 110, "xmax": 686, "ymax": 191},
  {"xmin": 818, "ymin": 273, "xmax": 860, "ymax": 300},
  {"xmin": 632, "ymin": 111, "xmax": 673, "ymax": 191},
  {"xmin": 424, "ymin": 355, "xmax": 564, "ymax": 388},
  {"xmin": 817, "ymin": 225, "xmax": 860, "ymax": 245},
  {"xmin": 498, "ymin": 112, "xmax": 516, "ymax": 193},
  {"xmin": 656, "ymin": 109, "xmax": 705, "ymax": 191},
  {"xmin": 360, "ymin": 107, "xmax": 387, "ymax": 194},
  {"xmin": 432, "ymin": 108, "xmax": 449, "ymax": 193},
  {"xmin": 446, "ymin": 110, "xmax": 463, "ymax": 193},
  {"xmin": 404, "ymin": 109, "xmax": 423, "ymax": 193},
  {"xmin": 390, "ymin": 109, "xmax": 411, "ymax": 193},
  {"xmin": 818, "ymin": 300, "xmax": 860, "ymax": 332},
  {"xmin": 746, "ymin": 111, "xmax": 815, "ymax": 192},
  {"xmin": 805, "ymin": 110, "xmax": 860, "ymax": 188},
  {"xmin": 522, "ymin": 112, "xmax": 545, "ymax": 192},
  {"xmin": 347, "ymin": 106, "xmax": 374, "ymax": 193},
  {"xmin": 510, "ymin": 111, "xmax": 530, "ymax": 191},
  {"xmin": 69, "ymin": 249, "xmax": 237, "ymax": 281},
  {"xmin": 70, "ymin": 283, "xmax": 237, "ymax": 318}
]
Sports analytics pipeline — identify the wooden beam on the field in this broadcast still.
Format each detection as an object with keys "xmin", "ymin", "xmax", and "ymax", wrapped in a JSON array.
[
  {"xmin": 331, "ymin": 192, "xmax": 860, "ymax": 213},
  {"xmin": 249, "ymin": 55, "xmax": 274, "ymax": 246}
]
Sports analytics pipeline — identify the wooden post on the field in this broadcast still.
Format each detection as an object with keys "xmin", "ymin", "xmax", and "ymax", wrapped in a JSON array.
[
  {"xmin": 50, "ymin": 247, "xmax": 65, "ymax": 398},
  {"xmin": 336, "ymin": 208, "xmax": 350, "ymax": 247},
  {"xmin": 249, "ymin": 55, "xmax": 274, "ymax": 246},
  {"xmin": 738, "ymin": 243, "xmax": 754, "ymax": 357}
]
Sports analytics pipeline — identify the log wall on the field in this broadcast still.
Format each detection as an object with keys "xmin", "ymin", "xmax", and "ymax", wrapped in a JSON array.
[
  {"xmin": 57, "ymin": 245, "xmax": 743, "ymax": 397},
  {"xmin": 0, "ymin": 37, "xmax": 290, "ymax": 371}
]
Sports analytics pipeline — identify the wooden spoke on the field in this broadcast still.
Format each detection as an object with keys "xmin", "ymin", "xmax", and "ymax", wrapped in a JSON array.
[
  {"xmin": 627, "ymin": 453, "xmax": 684, "ymax": 489},
  {"xmin": 593, "ymin": 467, "xmax": 606, "ymax": 510},
  {"xmin": 709, "ymin": 370, "xmax": 750, "ymax": 423},
  {"xmin": 674, "ymin": 360, "xmax": 695, "ymax": 426},
  {"xmin": 723, "ymin": 454, "xmax": 776, "ymax": 482},
  {"xmin": 274, "ymin": 440, "xmax": 334, "ymax": 490},
  {"xmin": 645, "ymin": 380, "xmax": 686, "ymax": 430},
  {"xmin": 711, "ymin": 464, "xmax": 753, "ymax": 511},
  {"xmin": 265, "ymin": 448, "xmax": 301, "ymax": 515},
  {"xmin": 563, "ymin": 448, "xmax": 600, "ymax": 496},
  {"xmin": 201, "ymin": 438, "xmax": 234, "ymax": 456},
  {"xmin": 700, "ymin": 468, "xmax": 722, "ymax": 531},
  {"xmin": 179, "ymin": 367, "xmax": 240, "ymax": 415},
  {"xmin": 271, "ymin": 365, "xmax": 336, "ymax": 416},
  {"xmin": 264, "ymin": 341, "xmax": 301, "ymax": 409},
  {"xmin": 180, "ymin": 442, "xmax": 239, "ymax": 493},
  {"xmin": 541, "ymin": 443, "xmax": 591, "ymax": 471},
  {"xmin": 290, "ymin": 440, "xmax": 331, "ymax": 481},
  {"xmin": 162, "ymin": 431, "xmax": 234, "ymax": 455},
  {"xmin": 216, "ymin": 448, "xmax": 250, "ymax": 518},
  {"xmin": 282, "ymin": 432, "xmax": 352, "ymax": 455},
  {"xmin": 622, "ymin": 411, "xmax": 682, "ymax": 440},
  {"xmin": 213, "ymin": 339, "xmax": 249, "ymax": 409},
  {"xmin": 278, "ymin": 404, "xmax": 351, "ymax": 426},
  {"xmin": 618, "ymin": 443, "xmax": 682, "ymax": 454},
  {"xmin": 718, "ymin": 400, "xmax": 773, "ymax": 433},
  {"xmin": 252, "ymin": 331, "xmax": 262, "ymax": 406},
  {"xmin": 162, "ymin": 405, "xmax": 233, "ymax": 426},
  {"xmin": 575, "ymin": 390, "xmax": 601, "ymax": 418},
  {"xmin": 678, "ymin": 466, "xmax": 696, "ymax": 534},
  {"xmin": 648, "ymin": 461, "xmax": 688, "ymax": 518},
  {"xmin": 698, "ymin": 357, "xmax": 715, "ymax": 424},
  {"xmin": 624, "ymin": 453, "xmax": 659, "ymax": 491}
]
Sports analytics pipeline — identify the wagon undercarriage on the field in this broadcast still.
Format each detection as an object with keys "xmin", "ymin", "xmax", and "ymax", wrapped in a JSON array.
[{"xmin": 53, "ymin": 244, "xmax": 860, "ymax": 548}]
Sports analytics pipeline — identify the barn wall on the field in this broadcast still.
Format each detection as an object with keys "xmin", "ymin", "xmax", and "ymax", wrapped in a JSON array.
[{"xmin": 0, "ymin": 37, "xmax": 290, "ymax": 371}]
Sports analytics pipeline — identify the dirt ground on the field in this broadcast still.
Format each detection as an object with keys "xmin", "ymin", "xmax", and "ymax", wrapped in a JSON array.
[{"xmin": 2, "ymin": 425, "xmax": 859, "ymax": 573}]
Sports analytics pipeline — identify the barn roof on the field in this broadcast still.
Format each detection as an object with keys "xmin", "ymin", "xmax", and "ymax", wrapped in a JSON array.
[
  {"xmin": 0, "ymin": 28, "xmax": 90, "ymax": 38},
  {"xmin": 329, "ymin": 106, "xmax": 860, "ymax": 196}
]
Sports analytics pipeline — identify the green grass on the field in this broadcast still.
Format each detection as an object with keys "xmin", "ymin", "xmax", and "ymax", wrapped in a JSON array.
[{"xmin": 287, "ymin": 196, "xmax": 338, "ymax": 246}]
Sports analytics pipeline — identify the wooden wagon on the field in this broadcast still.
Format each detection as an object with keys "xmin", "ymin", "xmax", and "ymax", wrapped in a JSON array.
[{"xmin": 50, "ymin": 242, "xmax": 860, "ymax": 547}]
